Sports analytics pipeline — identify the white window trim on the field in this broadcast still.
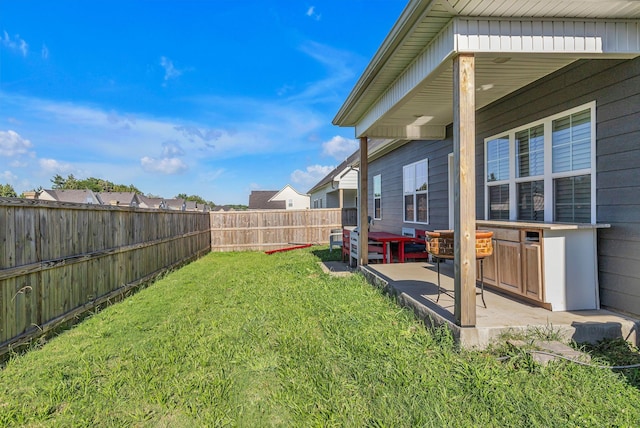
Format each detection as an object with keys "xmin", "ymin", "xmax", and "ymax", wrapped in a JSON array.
[
  {"xmin": 373, "ymin": 174, "xmax": 382, "ymax": 220},
  {"xmin": 403, "ymin": 158, "xmax": 429, "ymax": 225},
  {"xmin": 484, "ymin": 101, "xmax": 596, "ymax": 223}
]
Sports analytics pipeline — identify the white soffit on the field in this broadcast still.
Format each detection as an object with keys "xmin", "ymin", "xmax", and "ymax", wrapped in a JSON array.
[{"xmin": 354, "ymin": 16, "xmax": 640, "ymax": 139}]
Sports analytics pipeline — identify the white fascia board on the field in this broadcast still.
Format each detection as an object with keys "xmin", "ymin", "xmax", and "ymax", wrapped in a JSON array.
[{"xmin": 455, "ymin": 18, "xmax": 640, "ymax": 55}]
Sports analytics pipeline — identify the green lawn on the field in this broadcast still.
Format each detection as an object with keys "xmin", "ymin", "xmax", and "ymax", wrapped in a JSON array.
[{"xmin": 1, "ymin": 247, "xmax": 639, "ymax": 427}]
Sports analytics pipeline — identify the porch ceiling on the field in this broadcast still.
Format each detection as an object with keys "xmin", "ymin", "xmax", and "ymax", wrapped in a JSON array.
[
  {"xmin": 364, "ymin": 54, "xmax": 580, "ymax": 139},
  {"xmin": 334, "ymin": 0, "xmax": 640, "ymax": 139}
]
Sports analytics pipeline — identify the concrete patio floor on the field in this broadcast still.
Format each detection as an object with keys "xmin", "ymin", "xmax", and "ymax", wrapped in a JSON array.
[{"xmin": 354, "ymin": 260, "xmax": 639, "ymax": 349}]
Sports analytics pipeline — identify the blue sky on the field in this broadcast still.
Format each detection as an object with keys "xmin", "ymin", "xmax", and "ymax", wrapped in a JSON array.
[{"xmin": 0, "ymin": 1, "xmax": 405, "ymax": 205}]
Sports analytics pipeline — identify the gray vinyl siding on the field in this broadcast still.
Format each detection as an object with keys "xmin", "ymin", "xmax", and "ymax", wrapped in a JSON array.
[
  {"xmin": 474, "ymin": 57, "xmax": 640, "ymax": 317},
  {"xmin": 368, "ymin": 134, "xmax": 453, "ymax": 234}
]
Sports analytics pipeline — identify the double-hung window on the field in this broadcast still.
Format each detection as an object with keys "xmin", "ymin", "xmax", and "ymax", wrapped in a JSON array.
[
  {"xmin": 373, "ymin": 174, "xmax": 382, "ymax": 220},
  {"xmin": 403, "ymin": 159, "xmax": 429, "ymax": 224},
  {"xmin": 484, "ymin": 102, "xmax": 595, "ymax": 223}
]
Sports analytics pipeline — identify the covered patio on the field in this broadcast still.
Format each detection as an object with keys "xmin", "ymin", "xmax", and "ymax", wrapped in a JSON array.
[
  {"xmin": 333, "ymin": 0, "xmax": 640, "ymax": 331},
  {"xmin": 359, "ymin": 260, "xmax": 640, "ymax": 348}
]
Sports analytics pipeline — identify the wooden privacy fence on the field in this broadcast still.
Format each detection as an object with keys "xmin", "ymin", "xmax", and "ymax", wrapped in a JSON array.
[
  {"xmin": 0, "ymin": 198, "xmax": 211, "ymax": 356},
  {"xmin": 210, "ymin": 208, "xmax": 351, "ymax": 252}
]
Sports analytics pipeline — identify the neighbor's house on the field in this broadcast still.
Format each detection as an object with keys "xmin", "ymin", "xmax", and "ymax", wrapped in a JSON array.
[
  {"xmin": 164, "ymin": 198, "xmax": 187, "ymax": 211},
  {"xmin": 34, "ymin": 189, "xmax": 102, "ymax": 205},
  {"xmin": 308, "ymin": 150, "xmax": 359, "ymax": 209},
  {"xmin": 183, "ymin": 200, "xmax": 210, "ymax": 212},
  {"xmin": 333, "ymin": 0, "xmax": 640, "ymax": 324},
  {"xmin": 137, "ymin": 195, "xmax": 168, "ymax": 210},
  {"xmin": 249, "ymin": 185, "xmax": 310, "ymax": 210},
  {"xmin": 98, "ymin": 192, "xmax": 141, "ymax": 207},
  {"xmin": 249, "ymin": 191, "xmax": 285, "ymax": 210}
]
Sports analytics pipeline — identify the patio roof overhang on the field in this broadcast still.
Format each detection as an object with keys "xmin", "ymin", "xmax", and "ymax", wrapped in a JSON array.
[{"xmin": 333, "ymin": 0, "xmax": 640, "ymax": 139}]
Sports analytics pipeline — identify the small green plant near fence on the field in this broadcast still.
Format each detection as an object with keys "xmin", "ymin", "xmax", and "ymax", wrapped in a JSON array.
[{"xmin": 0, "ymin": 247, "xmax": 638, "ymax": 426}]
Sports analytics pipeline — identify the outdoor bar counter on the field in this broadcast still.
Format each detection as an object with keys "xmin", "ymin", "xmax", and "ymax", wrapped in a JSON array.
[{"xmin": 475, "ymin": 220, "xmax": 610, "ymax": 311}]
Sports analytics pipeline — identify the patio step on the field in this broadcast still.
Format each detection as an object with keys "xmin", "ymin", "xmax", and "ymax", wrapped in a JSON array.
[{"xmin": 508, "ymin": 340, "xmax": 591, "ymax": 365}]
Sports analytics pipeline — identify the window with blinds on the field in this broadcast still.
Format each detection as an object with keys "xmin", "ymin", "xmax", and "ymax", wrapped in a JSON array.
[
  {"xmin": 484, "ymin": 103, "xmax": 595, "ymax": 223},
  {"xmin": 489, "ymin": 184, "xmax": 510, "ymax": 220},
  {"xmin": 552, "ymin": 109, "xmax": 591, "ymax": 173},
  {"xmin": 554, "ymin": 175, "xmax": 591, "ymax": 223},
  {"xmin": 486, "ymin": 136, "xmax": 510, "ymax": 182},
  {"xmin": 517, "ymin": 124, "xmax": 544, "ymax": 178}
]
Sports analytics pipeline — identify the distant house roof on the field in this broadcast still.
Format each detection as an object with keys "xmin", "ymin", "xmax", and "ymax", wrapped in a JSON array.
[
  {"xmin": 211, "ymin": 205, "xmax": 237, "ymax": 212},
  {"xmin": 307, "ymin": 149, "xmax": 360, "ymax": 194},
  {"xmin": 137, "ymin": 195, "xmax": 166, "ymax": 209},
  {"xmin": 190, "ymin": 202, "xmax": 211, "ymax": 212},
  {"xmin": 98, "ymin": 192, "xmax": 139, "ymax": 207},
  {"xmin": 38, "ymin": 189, "xmax": 102, "ymax": 205},
  {"xmin": 164, "ymin": 198, "xmax": 187, "ymax": 211},
  {"xmin": 269, "ymin": 184, "xmax": 309, "ymax": 201},
  {"xmin": 248, "ymin": 191, "xmax": 286, "ymax": 210}
]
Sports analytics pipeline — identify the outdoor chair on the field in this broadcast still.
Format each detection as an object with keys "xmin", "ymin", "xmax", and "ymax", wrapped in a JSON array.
[
  {"xmin": 403, "ymin": 229, "xmax": 429, "ymax": 262},
  {"xmin": 329, "ymin": 228, "xmax": 343, "ymax": 252}
]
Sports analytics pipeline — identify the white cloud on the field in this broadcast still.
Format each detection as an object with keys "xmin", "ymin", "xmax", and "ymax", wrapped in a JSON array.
[
  {"xmin": 140, "ymin": 156, "xmax": 188, "ymax": 174},
  {"xmin": 2, "ymin": 31, "xmax": 28, "ymax": 56},
  {"xmin": 10, "ymin": 160, "xmax": 28, "ymax": 168},
  {"xmin": 286, "ymin": 41, "xmax": 358, "ymax": 105},
  {"xmin": 175, "ymin": 125, "xmax": 222, "ymax": 142},
  {"xmin": 107, "ymin": 110, "xmax": 136, "ymax": 128},
  {"xmin": 160, "ymin": 56, "xmax": 183, "ymax": 86},
  {"xmin": 290, "ymin": 164, "xmax": 333, "ymax": 189},
  {"xmin": 41, "ymin": 44, "xmax": 49, "ymax": 59},
  {"xmin": 1, "ymin": 170, "xmax": 17, "ymax": 183},
  {"xmin": 161, "ymin": 141, "xmax": 185, "ymax": 157},
  {"xmin": 2, "ymin": 92, "xmax": 324, "ymax": 163},
  {"xmin": 0, "ymin": 130, "xmax": 33, "ymax": 156},
  {"xmin": 199, "ymin": 168, "xmax": 225, "ymax": 182},
  {"xmin": 276, "ymin": 84, "xmax": 294, "ymax": 97},
  {"xmin": 39, "ymin": 158, "xmax": 74, "ymax": 174},
  {"xmin": 322, "ymin": 135, "xmax": 358, "ymax": 161},
  {"xmin": 306, "ymin": 6, "xmax": 321, "ymax": 21}
]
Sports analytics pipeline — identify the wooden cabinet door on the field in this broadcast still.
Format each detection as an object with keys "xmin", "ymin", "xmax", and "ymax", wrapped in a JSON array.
[
  {"xmin": 523, "ymin": 243, "xmax": 543, "ymax": 301},
  {"xmin": 478, "ymin": 250, "xmax": 497, "ymax": 286},
  {"xmin": 496, "ymin": 240, "xmax": 522, "ymax": 293}
]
